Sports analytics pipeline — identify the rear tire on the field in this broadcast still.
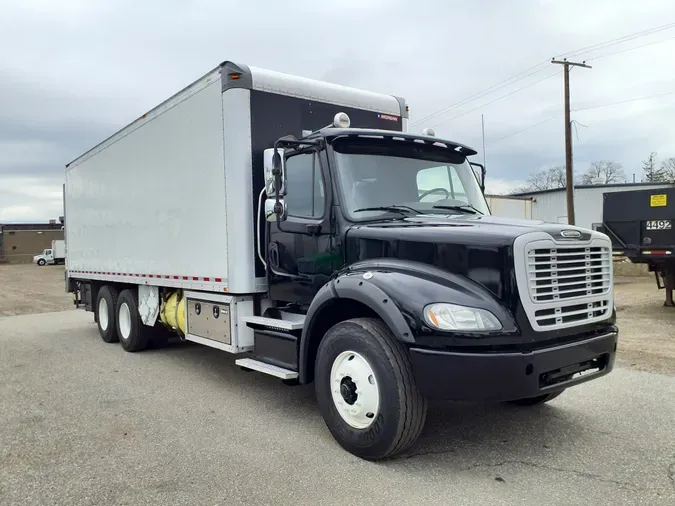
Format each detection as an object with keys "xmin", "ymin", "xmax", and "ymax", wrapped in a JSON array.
[
  {"xmin": 96, "ymin": 285, "xmax": 120, "ymax": 343},
  {"xmin": 314, "ymin": 317, "xmax": 427, "ymax": 460},
  {"xmin": 507, "ymin": 390, "xmax": 565, "ymax": 406},
  {"xmin": 116, "ymin": 289, "xmax": 150, "ymax": 352}
]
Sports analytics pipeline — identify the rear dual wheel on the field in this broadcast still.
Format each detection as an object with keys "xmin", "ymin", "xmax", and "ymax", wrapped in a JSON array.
[
  {"xmin": 116, "ymin": 289, "xmax": 150, "ymax": 352},
  {"xmin": 95, "ymin": 285, "xmax": 161, "ymax": 352},
  {"xmin": 96, "ymin": 286, "xmax": 120, "ymax": 343}
]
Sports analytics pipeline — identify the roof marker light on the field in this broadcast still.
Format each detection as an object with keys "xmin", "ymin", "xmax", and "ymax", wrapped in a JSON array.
[
  {"xmin": 422, "ymin": 128, "xmax": 436, "ymax": 137},
  {"xmin": 333, "ymin": 112, "xmax": 350, "ymax": 128}
]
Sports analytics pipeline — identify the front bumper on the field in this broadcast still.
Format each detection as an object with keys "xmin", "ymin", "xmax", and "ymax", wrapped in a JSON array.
[{"xmin": 409, "ymin": 330, "xmax": 618, "ymax": 402}]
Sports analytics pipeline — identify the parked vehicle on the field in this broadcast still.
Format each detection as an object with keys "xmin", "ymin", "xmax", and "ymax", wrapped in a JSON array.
[
  {"xmin": 34, "ymin": 239, "xmax": 65, "ymax": 266},
  {"xmin": 65, "ymin": 61, "xmax": 618, "ymax": 460},
  {"xmin": 602, "ymin": 187, "xmax": 675, "ymax": 305}
]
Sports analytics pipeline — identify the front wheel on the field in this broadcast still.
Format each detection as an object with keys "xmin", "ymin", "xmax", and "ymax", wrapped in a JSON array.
[
  {"xmin": 37, "ymin": 259, "xmax": 46, "ymax": 266},
  {"xmin": 314, "ymin": 317, "xmax": 427, "ymax": 460}
]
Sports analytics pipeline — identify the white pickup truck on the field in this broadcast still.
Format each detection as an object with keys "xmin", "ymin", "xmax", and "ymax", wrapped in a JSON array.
[{"xmin": 34, "ymin": 239, "xmax": 65, "ymax": 266}]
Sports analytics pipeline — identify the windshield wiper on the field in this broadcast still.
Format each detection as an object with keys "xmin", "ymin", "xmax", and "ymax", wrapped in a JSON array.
[
  {"xmin": 432, "ymin": 204, "xmax": 483, "ymax": 215},
  {"xmin": 353, "ymin": 205, "xmax": 421, "ymax": 214}
]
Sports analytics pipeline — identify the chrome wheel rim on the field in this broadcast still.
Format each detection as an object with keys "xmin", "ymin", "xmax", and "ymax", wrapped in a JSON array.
[
  {"xmin": 118, "ymin": 302, "xmax": 132, "ymax": 340},
  {"xmin": 98, "ymin": 298, "xmax": 109, "ymax": 331},
  {"xmin": 330, "ymin": 351, "xmax": 380, "ymax": 429}
]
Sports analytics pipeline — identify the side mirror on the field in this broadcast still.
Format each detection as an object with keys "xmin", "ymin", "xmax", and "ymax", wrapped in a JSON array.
[
  {"xmin": 265, "ymin": 198, "xmax": 287, "ymax": 222},
  {"xmin": 263, "ymin": 148, "xmax": 285, "ymax": 196},
  {"xmin": 470, "ymin": 162, "xmax": 486, "ymax": 193}
]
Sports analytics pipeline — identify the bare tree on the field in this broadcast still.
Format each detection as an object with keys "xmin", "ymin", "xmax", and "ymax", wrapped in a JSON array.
[
  {"xmin": 511, "ymin": 166, "xmax": 567, "ymax": 193},
  {"xmin": 642, "ymin": 152, "xmax": 665, "ymax": 182},
  {"xmin": 580, "ymin": 161, "xmax": 626, "ymax": 184},
  {"xmin": 660, "ymin": 157, "xmax": 675, "ymax": 182},
  {"xmin": 548, "ymin": 165, "xmax": 566, "ymax": 188}
]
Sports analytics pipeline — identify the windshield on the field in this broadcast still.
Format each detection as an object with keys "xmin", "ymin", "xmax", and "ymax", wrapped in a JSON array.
[{"xmin": 332, "ymin": 139, "xmax": 490, "ymax": 220}]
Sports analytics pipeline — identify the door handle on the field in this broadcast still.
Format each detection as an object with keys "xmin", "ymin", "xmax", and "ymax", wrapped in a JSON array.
[{"xmin": 268, "ymin": 242, "xmax": 280, "ymax": 269}]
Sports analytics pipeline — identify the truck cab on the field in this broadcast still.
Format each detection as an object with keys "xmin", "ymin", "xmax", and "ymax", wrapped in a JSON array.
[
  {"xmin": 34, "ymin": 240, "xmax": 65, "ymax": 266},
  {"xmin": 237, "ymin": 113, "xmax": 618, "ymax": 458},
  {"xmin": 34, "ymin": 248, "xmax": 53, "ymax": 266}
]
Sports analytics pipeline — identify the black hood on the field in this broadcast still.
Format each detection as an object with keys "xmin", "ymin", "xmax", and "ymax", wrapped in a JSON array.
[{"xmin": 344, "ymin": 214, "xmax": 593, "ymax": 307}]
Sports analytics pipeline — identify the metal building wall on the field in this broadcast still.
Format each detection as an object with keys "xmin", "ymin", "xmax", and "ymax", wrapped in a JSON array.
[
  {"xmin": 530, "ymin": 183, "xmax": 675, "ymax": 230},
  {"xmin": 0, "ymin": 227, "xmax": 64, "ymax": 263},
  {"xmin": 486, "ymin": 195, "xmax": 533, "ymax": 219}
]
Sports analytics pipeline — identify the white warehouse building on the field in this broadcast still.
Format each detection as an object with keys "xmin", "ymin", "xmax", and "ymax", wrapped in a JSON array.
[{"xmin": 488, "ymin": 182, "xmax": 675, "ymax": 230}]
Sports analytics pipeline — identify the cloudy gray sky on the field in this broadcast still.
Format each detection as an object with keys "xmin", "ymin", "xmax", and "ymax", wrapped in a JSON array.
[{"xmin": 2, "ymin": 0, "xmax": 675, "ymax": 221}]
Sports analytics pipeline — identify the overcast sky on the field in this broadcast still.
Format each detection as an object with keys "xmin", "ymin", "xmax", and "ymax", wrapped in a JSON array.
[{"xmin": 2, "ymin": 0, "xmax": 675, "ymax": 221}]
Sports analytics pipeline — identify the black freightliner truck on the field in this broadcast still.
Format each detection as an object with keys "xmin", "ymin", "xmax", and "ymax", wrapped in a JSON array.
[{"xmin": 66, "ymin": 61, "xmax": 618, "ymax": 460}]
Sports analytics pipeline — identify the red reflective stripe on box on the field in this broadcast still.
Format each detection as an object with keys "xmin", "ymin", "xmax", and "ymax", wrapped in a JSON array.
[{"xmin": 72, "ymin": 271, "xmax": 224, "ymax": 284}]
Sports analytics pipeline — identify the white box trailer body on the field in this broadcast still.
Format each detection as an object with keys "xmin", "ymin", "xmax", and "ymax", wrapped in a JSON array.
[
  {"xmin": 65, "ymin": 63, "xmax": 406, "ymax": 295},
  {"xmin": 52, "ymin": 239, "xmax": 65, "ymax": 260},
  {"xmin": 64, "ymin": 61, "xmax": 408, "ymax": 353}
]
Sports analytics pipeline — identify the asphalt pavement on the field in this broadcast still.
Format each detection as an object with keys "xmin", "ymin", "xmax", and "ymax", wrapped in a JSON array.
[{"xmin": 1, "ymin": 310, "xmax": 674, "ymax": 505}]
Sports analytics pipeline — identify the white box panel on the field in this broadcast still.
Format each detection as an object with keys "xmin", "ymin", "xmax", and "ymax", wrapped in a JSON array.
[{"xmin": 66, "ymin": 77, "xmax": 233, "ymax": 288}]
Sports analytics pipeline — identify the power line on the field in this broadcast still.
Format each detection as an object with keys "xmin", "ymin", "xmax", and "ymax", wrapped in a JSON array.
[
  {"xmin": 586, "ymin": 33, "xmax": 675, "ymax": 61},
  {"xmin": 557, "ymin": 22, "xmax": 675, "ymax": 59},
  {"xmin": 425, "ymin": 70, "xmax": 561, "ymax": 130},
  {"xmin": 573, "ymin": 90, "xmax": 675, "ymax": 111},
  {"xmin": 484, "ymin": 89, "xmax": 675, "ymax": 146},
  {"xmin": 409, "ymin": 60, "xmax": 550, "ymax": 127},
  {"xmin": 411, "ymin": 22, "xmax": 675, "ymax": 130},
  {"xmin": 486, "ymin": 115, "xmax": 558, "ymax": 146}
]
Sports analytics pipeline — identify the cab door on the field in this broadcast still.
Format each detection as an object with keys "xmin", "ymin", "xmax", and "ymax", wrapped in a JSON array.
[{"xmin": 266, "ymin": 149, "xmax": 335, "ymax": 306}]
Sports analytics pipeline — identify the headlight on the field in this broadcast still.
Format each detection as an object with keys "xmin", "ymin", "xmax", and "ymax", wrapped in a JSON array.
[{"xmin": 423, "ymin": 303, "xmax": 502, "ymax": 331}]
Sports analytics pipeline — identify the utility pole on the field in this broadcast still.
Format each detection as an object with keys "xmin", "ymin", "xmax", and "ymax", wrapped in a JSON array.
[{"xmin": 551, "ymin": 58, "xmax": 591, "ymax": 226}]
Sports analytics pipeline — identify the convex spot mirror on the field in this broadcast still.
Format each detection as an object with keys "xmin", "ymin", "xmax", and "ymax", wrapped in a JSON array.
[{"xmin": 265, "ymin": 198, "xmax": 287, "ymax": 222}]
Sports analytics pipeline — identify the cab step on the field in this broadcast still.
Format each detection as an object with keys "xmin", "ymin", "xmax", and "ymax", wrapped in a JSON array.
[
  {"xmin": 235, "ymin": 358, "xmax": 299, "ymax": 380},
  {"xmin": 241, "ymin": 315, "xmax": 304, "ymax": 331}
]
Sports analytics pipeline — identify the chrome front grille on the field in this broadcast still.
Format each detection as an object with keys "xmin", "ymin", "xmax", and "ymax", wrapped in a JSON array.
[
  {"xmin": 527, "ymin": 246, "xmax": 611, "ymax": 303},
  {"xmin": 534, "ymin": 300, "xmax": 610, "ymax": 327},
  {"xmin": 515, "ymin": 234, "xmax": 614, "ymax": 332}
]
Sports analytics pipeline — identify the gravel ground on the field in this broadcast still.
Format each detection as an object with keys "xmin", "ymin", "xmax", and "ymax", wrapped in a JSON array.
[
  {"xmin": 1, "ymin": 310, "xmax": 674, "ymax": 506},
  {"xmin": 614, "ymin": 277, "xmax": 675, "ymax": 375},
  {"xmin": 0, "ymin": 264, "xmax": 72, "ymax": 317}
]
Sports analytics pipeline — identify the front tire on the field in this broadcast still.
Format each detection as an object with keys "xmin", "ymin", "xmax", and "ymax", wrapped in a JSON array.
[
  {"xmin": 314, "ymin": 317, "xmax": 427, "ymax": 460},
  {"xmin": 116, "ymin": 289, "xmax": 150, "ymax": 352},
  {"xmin": 37, "ymin": 259, "xmax": 46, "ymax": 266}
]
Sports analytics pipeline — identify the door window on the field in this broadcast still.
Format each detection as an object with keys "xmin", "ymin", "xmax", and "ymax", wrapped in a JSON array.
[{"xmin": 284, "ymin": 152, "xmax": 325, "ymax": 218}]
